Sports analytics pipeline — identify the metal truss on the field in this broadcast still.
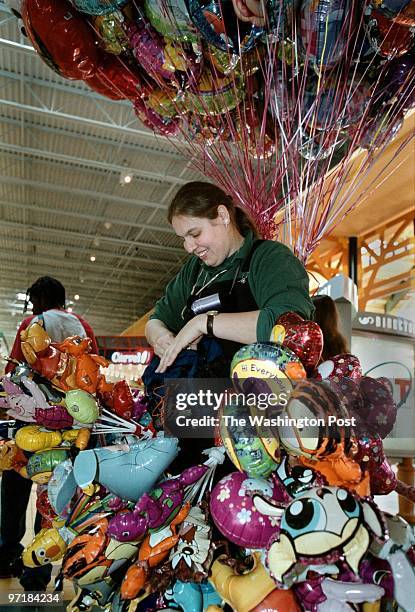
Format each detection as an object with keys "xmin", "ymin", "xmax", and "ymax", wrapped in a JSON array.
[
  {"xmin": 0, "ymin": 219, "xmax": 184, "ymax": 255},
  {"xmin": 0, "ymin": 200, "xmax": 175, "ymax": 236},
  {"xmin": 0, "ymin": 175, "xmax": 177, "ymax": 214},
  {"xmin": 0, "ymin": 142, "xmax": 187, "ymax": 186}
]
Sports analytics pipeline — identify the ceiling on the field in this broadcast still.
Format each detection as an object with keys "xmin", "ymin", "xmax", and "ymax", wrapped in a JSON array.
[
  {"xmin": 0, "ymin": 0, "xmax": 202, "ymax": 346},
  {"xmin": 0, "ymin": 1, "xmax": 413, "ymax": 351}
]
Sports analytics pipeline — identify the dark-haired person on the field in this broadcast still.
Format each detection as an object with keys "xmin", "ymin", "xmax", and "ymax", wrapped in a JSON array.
[
  {"xmin": 6, "ymin": 276, "xmax": 97, "ymax": 369},
  {"xmin": 1, "ymin": 276, "xmax": 97, "ymax": 591},
  {"xmin": 146, "ymin": 181, "xmax": 314, "ymax": 372},
  {"xmin": 312, "ymin": 295, "xmax": 349, "ymax": 361}
]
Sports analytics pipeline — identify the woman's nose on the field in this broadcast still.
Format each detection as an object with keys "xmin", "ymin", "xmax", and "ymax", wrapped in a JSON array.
[{"xmin": 183, "ymin": 237, "xmax": 195, "ymax": 253}]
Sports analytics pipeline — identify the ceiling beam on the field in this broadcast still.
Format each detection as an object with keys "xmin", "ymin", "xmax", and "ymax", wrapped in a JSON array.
[
  {"xmin": 0, "ymin": 245, "xmax": 173, "ymax": 279},
  {"xmin": 0, "ymin": 236, "xmax": 183, "ymax": 272},
  {"xmin": 0, "ymin": 199, "xmax": 176, "ymax": 236},
  {"xmin": 0, "ymin": 115, "xmax": 184, "ymax": 160},
  {"xmin": 0, "ymin": 98, "xmax": 179, "ymax": 144},
  {"xmin": 0, "ymin": 219, "xmax": 184, "ymax": 254},
  {"xmin": 0, "ymin": 175, "xmax": 175, "ymax": 213},
  {"xmin": 0, "ymin": 142, "xmax": 187, "ymax": 186}
]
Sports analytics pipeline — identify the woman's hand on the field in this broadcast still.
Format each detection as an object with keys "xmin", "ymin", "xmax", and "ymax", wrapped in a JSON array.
[
  {"xmin": 155, "ymin": 315, "xmax": 205, "ymax": 373},
  {"xmin": 153, "ymin": 330, "xmax": 175, "ymax": 359}
]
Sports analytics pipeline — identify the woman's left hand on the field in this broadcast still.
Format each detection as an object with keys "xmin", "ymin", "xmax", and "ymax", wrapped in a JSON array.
[{"xmin": 155, "ymin": 315, "xmax": 206, "ymax": 373}]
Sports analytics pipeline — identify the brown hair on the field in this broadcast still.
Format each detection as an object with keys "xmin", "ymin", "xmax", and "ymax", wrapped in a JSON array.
[
  {"xmin": 312, "ymin": 295, "xmax": 349, "ymax": 361},
  {"xmin": 168, "ymin": 181, "xmax": 259, "ymax": 237}
]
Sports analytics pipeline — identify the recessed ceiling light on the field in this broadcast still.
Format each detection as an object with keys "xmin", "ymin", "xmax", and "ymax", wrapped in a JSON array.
[
  {"xmin": 74, "ymin": 294, "xmax": 79, "ymax": 301},
  {"xmin": 67, "ymin": 307, "xmax": 73, "ymax": 313},
  {"xmin": 90, "ymin": 255, "xmax": 96, "ymax": 262},
  {"xmin": 104, "ymin": 221, "xmax": 112, "ymax": 230}
]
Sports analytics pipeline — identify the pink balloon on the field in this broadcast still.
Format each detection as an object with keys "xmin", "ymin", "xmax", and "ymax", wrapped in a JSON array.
[{"xmin": 210, "ymin": 471, "xmax": 282, "ymax": 548}]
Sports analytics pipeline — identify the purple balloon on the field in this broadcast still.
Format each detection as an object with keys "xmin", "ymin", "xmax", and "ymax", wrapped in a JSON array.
[{"xmin": 209, "ymin": 471, "xmax": 282, "ymax": 548}]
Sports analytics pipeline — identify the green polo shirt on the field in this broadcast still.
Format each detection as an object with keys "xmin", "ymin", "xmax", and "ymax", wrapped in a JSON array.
[{"xmin": 151, "ymin": 230, "xmax": 314, "ymax": 341}]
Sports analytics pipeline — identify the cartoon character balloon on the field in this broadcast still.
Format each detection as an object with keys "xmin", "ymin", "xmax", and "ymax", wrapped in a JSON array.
[{"xmin": 265, "ymin": 486, "xmax": 386, "ymax": 586}]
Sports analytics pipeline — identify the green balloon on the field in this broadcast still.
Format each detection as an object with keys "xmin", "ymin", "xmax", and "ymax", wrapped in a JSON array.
[{"xmin": 65, "ymin": 390, "xmax": 99, "ymax": 424}]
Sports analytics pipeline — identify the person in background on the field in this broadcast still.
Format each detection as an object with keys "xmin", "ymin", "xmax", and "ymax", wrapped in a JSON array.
[
  {"xmin": 0, "ymin": 276, "xmax": 98, "ymax": 591},
  {"xmin": 146, "ymin": 181, "xmax": 314, "ymax": 373},
  {"xmin": 312, "ymin": 294, "xmax": 349, "ymax": 361}
]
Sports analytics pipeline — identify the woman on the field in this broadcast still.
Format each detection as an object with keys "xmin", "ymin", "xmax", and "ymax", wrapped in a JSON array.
[
  {"xmin": 146, "ymin": 181, "xmax": 314, "ymax": 373},
  {"xmin": 312, "ymin": 295, "xmax": 349, "ymax": 361}
]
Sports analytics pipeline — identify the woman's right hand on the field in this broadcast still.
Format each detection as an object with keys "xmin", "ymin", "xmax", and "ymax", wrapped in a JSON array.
[{"xmin": 153, "ymin": 331, "xmax": 175, "ymax": 358}]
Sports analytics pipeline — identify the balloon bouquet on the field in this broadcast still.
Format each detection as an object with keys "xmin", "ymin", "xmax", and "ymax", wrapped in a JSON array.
[
  {"xmin": 8, "ymin": 0, "xmax": 414, "ymax": 252},
  {"xmin": 1, "ymin": 311, "xmax": 415, "ymax": 611}
]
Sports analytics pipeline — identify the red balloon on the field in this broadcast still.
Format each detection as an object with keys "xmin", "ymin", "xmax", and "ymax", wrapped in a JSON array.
[
  {"xmin": 273, "ymin": 312, "xmax": 323, "ymax": 372},
  {"xmin": 314, "ymin": 353, "xmax": 362, "ymax": 382},
  {"xmin": 86, "ymin": 56, "xmax": 144, "ymax": 100},
  {"xmin": 36, "ymin": 488, "xmax": 58, "ymax": 522},
  {"xmin": 366, "ymin": 9, "xmax": 414, "ymax": 57},
  {"xmin": 112, "ymin": 380, "xmax": 133, "ymax": 419},
  {"xmin": 22, "ymin": 0, "xmax": 99, "ymax": 79}
]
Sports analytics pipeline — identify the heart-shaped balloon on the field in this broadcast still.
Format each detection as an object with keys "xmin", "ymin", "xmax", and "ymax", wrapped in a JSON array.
[
  {"xmin": 358, "ymin": 376, "xmax": 397, "ymax": 438},
  {"xmin": 314, "ymin": 353, "xmax": 362, "ymax": 382},
  {"xmin": 85, "ymin": 56, "xmax": 143, "ymax": 100},
  {"xmin": 112, "ymin": 380, "xmax": 133, "ymax": 419},
  {"xmin": 272, "ymin": 312, "xmax": 323, "ymax": 372}
]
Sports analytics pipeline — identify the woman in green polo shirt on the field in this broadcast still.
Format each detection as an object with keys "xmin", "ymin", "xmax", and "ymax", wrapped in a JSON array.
[{"xmin": 146, "ymin": 181, "xmax": 314, "ymax": 373}]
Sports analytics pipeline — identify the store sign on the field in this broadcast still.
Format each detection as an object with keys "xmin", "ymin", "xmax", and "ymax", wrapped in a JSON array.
[
  {"xmin": 111, "ymin": 350, "xmax": 152, "ymax": 365},
  {"xmin": 354, "ymin": 311, "xmax": 415, "ymax": 339}
]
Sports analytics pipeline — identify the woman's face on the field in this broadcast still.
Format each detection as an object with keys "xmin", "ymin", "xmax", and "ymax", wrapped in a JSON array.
[{"xmin": 172, "ymin": 211, "xmax": 231, "ymax": 267}]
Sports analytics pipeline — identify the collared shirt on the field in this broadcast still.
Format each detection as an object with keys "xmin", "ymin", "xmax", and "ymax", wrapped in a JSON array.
[{"xmin": 151, "ymin": 230, "xmax": 314, "ymax": 341}]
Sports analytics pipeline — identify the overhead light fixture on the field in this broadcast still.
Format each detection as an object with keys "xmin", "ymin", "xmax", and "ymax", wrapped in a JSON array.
[
  {"xmin": 67, "ymin": 307, "xmax": 73, "ymax": 313},
  {"xmin": 16, "ymin": 292, "xmax": 27, "ymax": 301},
  {"xmin": 104, "ymin": 221, "xmax": 112, "ymax": 230},
  {"xmin": 90, "ymin": 255, "xmax": 96, "ymax": 262},
  {"xmin": 120, "ymin": 169, "xmax": 133, "ymax": 186},
  {"xmin": 74, "ymin": 294, "xmax": 80, "ymax": 301}
]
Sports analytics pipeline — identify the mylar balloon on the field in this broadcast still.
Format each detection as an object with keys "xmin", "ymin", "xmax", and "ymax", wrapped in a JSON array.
[
  {"xmin": 365, "ymin": 9, "xmax": 414, "ymax": 58},
  {"xmin": 266, "ymin": 486, "xmax": 386, "ymax": 586},
  {"xmin": 65, "ymin": 389, "xmax": 99, "ymax": 424},
  {"xmin": 134, "ymin": 95, "xmax": 182, "ymax": 136},
  {"xmin": 315, "ymin": 353, "xmax": 362, "ymax": 382},
  {"xmin": 231, "ymin": 342, "xmax": 307, "ymax": 393},
  {"xmin": 128, "ymin": 18, "xmax": 202, "ymax": 90},
  {"xmin": 300, "ymin": 0, "xmax": 352, "ymax": 69},
  {"xmin": 210, "ymin": 472, "xmax": 283, "ymax": 548},
  {"xmin": 70, "ymin": 0, "xmax": 127, "ymax": 16},
  {"xmin": 357, "ymin": 376, "xmax": 397, "ymax": 438},
  {"xmin": 86, "ymin": 57, "xmax": 143, "ymax": 100},
  {"xmin": 219, "ymin": 397, "xmax": 280, "ymax": 478},
  {"xmin": 22, "ymin": 0, "xmax": 99, "ymax": 79},
  {"xmin": 184, "ymin": 69, "xmax": 244, "ymax": 115},
  {"xmin": 26, "ymin": 448, "xmax": 70, "ymax": 484},
  {"xmin": 73, "ymin": 434, "xmax": 179, "ymax": 501},
  {"xmin": 93, "ymin": 9, "xmax": 130, "ymax": 55},
  {"xmin": 144, "ymin": 0, "xmax": 199, "ymax": 41},
  {"xmin": 186, "ymin": 0, "xmax": 263, "ymax": 54},
  {"xmin": 278, "ymin": 379, "xmax": 353, "ymax": 460},
  {"xmin": 271, "ymin": 312, "xmax": 323, "ymax": 372}
]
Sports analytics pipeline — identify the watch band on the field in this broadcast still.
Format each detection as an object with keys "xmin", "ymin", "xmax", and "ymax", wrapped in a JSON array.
[{"xmin": 207, "ymin": 313, "xmax": 216, "ymax": 337}]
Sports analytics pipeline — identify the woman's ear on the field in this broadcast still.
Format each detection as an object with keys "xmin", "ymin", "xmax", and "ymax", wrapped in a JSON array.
[{"xmin": 217, "ymin": 204, "xmax": 230, "ymax": 226}]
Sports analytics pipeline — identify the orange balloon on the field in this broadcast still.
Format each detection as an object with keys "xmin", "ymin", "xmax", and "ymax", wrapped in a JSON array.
[{"xmin": 251, "ymin": 587, "xmax": 300, "ymax": 612}]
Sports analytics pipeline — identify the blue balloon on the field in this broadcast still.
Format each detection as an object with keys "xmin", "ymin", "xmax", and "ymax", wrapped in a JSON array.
[{"xmin": 73, "ymin": 434, "xmax": 179, "ymax": 501}]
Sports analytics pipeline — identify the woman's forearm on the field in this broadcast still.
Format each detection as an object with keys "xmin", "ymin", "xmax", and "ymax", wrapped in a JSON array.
[
  {"xmin": 201, "ymin": 311, "xmax": 259, "ymax": 344},
  {"xmin": 145, "ymin": 319, "xmax": 167, "ymax": 345}
]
